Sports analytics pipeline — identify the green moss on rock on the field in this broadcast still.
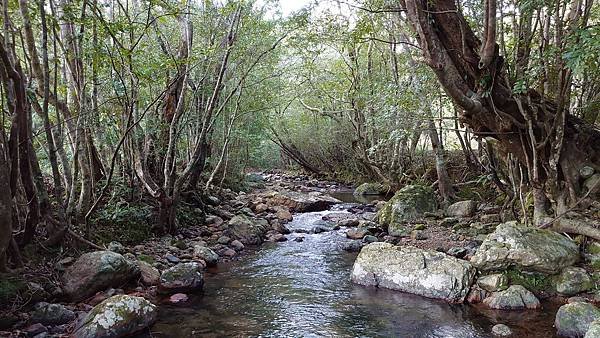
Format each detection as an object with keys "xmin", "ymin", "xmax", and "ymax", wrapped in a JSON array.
[{"xmin": 376, "ymin": 184, "xmax": 437, "ymax": 234}]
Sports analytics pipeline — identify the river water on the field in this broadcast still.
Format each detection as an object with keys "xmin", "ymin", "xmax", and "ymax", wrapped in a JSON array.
[{"xmin": 151, "ymin": 203, "xmax": 558, "ymax": 337}]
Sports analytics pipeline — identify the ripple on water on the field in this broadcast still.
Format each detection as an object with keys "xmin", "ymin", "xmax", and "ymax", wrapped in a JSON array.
[{"xmin": 149, "ymin": 209, "xmax": 558, "ymax": 338}]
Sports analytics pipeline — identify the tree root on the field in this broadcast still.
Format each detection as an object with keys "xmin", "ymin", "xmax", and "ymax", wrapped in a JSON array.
[{"xmin": 552, "ymin": 217, "xmax": 600, "ymax": 241}]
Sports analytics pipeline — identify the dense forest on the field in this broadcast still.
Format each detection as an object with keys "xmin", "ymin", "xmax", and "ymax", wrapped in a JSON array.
[{"xmin": 0, "ymin": 0, "xmax": 599, "ymax": 337}]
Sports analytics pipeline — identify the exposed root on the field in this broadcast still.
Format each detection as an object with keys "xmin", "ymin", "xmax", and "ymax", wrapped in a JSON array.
[{"xmin": 552, "ymin": 217, "xmax": 600, "ymax": 241}]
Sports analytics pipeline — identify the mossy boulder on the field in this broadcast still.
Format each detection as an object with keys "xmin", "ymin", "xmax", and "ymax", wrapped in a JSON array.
[
  {"xmin": 62, "ymin": 251, "xmax": 139, "ymax": 301},
  {"xmin": 554, "ymin": 267, "xmax": 593, "ymax": 296},
  {"xmin": 225, "ymin": 215, "xmax": 270, "ymax": 245},
  {"xmin": 158, "ymin": 262, "xmax": 203, "ymax": 294},
  {"xmin": 470, "ymin": 222, "xmax": 579, "ymax": 274},
  {"xmin": 354, "ymin": 183, "xmax": 388, "ymax": 196},
  {"xmin": 73, "ymin": 295, "xmax": 157, "ymax": 338},
  {"xmin": 555, "ymin": 301, "xmax": 600, "ymax": 338},
  {"xmin": 376, "ymin": 185, "xmax": 437, "ymax": 236}
]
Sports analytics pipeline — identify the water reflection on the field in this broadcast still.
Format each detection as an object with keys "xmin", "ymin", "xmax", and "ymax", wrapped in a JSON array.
[{"xmin": 151, "ymin": 209, "xmax": 557, "ymax": 338}]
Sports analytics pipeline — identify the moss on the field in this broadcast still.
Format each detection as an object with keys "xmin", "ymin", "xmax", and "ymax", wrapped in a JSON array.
[
  {"xmin": 376, "ymin": 184, "xmax": 437, "ymax": 227},
  {"xmin": 506, "ymin": 268, "xmax": 553, "ymax": 293},
  {"xmin": 137, "ymin": 254, "xmax": 155, "ymax": 265},
  {"xmin": 413, "ymin": 224, "xmax": 426, "ymax": 231},
  {"xmin": 588, "ymin": 242, "xmax": 600, "ymax": 255},
  {"xmin": 0, "ymin": 275, "xmax": 26, "ymax": 305}
]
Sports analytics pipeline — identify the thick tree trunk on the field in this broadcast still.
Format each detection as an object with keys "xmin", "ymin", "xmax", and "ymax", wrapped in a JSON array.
[{"xmin": 404, "ymin": 0, "xmax": 600, "ymax": 235}]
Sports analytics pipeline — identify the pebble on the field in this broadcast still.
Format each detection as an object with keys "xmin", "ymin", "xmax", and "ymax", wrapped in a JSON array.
[
  {"xmin": 492, "ymin": 324, "xmax": 512, "ymax": 336},
  {"xmin": 230, "ymin": 240, "xmax": 245, "ymax": 251},
  {"xmin": 217, "ymin": 236, "xmax": 231, "ymax": 245},
  {"xmin": 165, "ymin": 254, "xmax": 180, "ymax": 264},
  {"xmin": 169, "ymin": 293, "xmax": 189, "ymax": 304},
  {"xmin": 223, "ymin": 249, "xmax": 236, "ymax": 257}
]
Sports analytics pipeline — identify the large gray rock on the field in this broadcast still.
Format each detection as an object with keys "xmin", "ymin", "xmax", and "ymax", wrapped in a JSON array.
[
  {"xmin": 447, "ymin": 200, "xmax": 477, "ymax": 218},
  {"xmin": 73, "ymin": 295, "xmax": 157, "ymax": 338},
  {"xmin": 470, "ymin": 222, "xmax": 579, "ymax": 274},
  {"xmin": 193, "ymin": 245, "xmax": 219, "ymax": 266},
  {"xmin": 31, "ymin": 302, "xmax": 75, "ymax": 326},
  {"xmin": 270, "ymin": 191, "xmax": 341, "ymax": 212},
  {"xmin": 62, "ymin": 251, "xmax": 139, "ymax": 301},
  {"xmin": 376, "ymin": 185, "xmax": 437, "ymax": 235},
  {"xmin": 159, "ymin": 262, "xmax": 204, "ymax": 294},
  {"xmin": 351, "ymin": 242, "xmax": 476, "ymax": 303},
  {"xmin": 554, "ymin": 267, "xmax": 593, "ymax": 296},
  {"xmin": 483, "ymin": 285, "xmax": 540, "ymax": 310},
  {"xmin": 225, "ymin": 215, "xmax": 269, "ymax": 245},
  {"xmin": 555, "ymin": 302, "xmax": 600, "ymax": 338}
]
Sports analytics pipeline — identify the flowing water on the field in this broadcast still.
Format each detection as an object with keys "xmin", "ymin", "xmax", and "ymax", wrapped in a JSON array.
[{"xmin": 151, "ymin": 200, "xmax": 558, "ymax": 338}]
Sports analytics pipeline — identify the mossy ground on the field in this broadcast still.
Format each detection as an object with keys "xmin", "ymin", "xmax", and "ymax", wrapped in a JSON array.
[
  {"xmin": 0, "ymin": 275, "xmax": 26, "ymax": 306},
  {"xmin": 505, "ymin": 268, "xmax": 553, "ymax": 293}
]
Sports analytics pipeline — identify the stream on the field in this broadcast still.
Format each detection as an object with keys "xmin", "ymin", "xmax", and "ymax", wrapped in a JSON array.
[{"xmin": 151, "ymin": 196, "xmax": 558, "ymax": 337}]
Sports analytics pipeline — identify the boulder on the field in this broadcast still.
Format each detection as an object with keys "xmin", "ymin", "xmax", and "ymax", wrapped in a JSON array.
[
  {"xmin": 483, "ymin": 285, "xmax": 540, "ymax": 310},
  {"xmin": 554, "ymin": 267, "xmax": 593, "ymax": 296},
  {"xmin": 447, "ymin": 200, "xmax": 477, "ymax": 218},
  {"xmin": 492, "ymin": 324, "xmax": 513, "ymax": 337},
  {"xmin": 30, "ymin": 302, "xmax": 75, "ymax": 326},
  {"xmin": 354, "ymin": 183, "xmax": 388, "ymax": 196},
  {"xmin": 159, "ymin": 262, "xmax": 204, "ymax": 294},
  {"xmin": 351, "ymin": 242, "xmax": 476, "ymax": 303},
  {"xmin": 470, "ymin": 222, "xmax": 579, "ymax": 274},
  {"xmin": 269, "ymin": 191, "xmax": 341, "ymax": 212},
  {"xmin": 136, "ymin": 261, "xmax": 160, "ymax": 286},
  {"xmin": 376, "ymin": 185, "xmax": 437, "ymax": 231},
  {"xmin": 477, "ymin": 274, "xmax": 508, "ymax": 292},
  {"xmin": 585, "ymin": 320, "xmax": 600, "ymax": 338},
  {"xmin": 225, "ymin": 215, "xmax": 269, "ymax": 245},
  {"xmin": 62, "ymin": 251, "xmax": 139, "ymax": 301},
  {"xmin": 72, "ymin": 295, "xmax": 157, "ymax": 338},
  {"xmin": 555, "ymin": 302, "xmax": 600, "ymax": 338}
]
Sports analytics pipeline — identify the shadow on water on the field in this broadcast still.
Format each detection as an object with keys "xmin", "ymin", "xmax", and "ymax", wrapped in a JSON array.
[{"xmin": 150, "ymin": 209, "xmax": 558, "ymax": 338}]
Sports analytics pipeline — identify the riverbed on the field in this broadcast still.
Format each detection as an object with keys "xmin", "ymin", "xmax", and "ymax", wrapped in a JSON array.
[{"xmin": 150, "ymin": 203, "xmax": 558, "ymax": 337}]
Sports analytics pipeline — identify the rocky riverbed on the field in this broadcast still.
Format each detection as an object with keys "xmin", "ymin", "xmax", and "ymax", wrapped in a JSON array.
[{"xmin": 2, "ymin": 172, "xmax": 599, "ymax": 337}]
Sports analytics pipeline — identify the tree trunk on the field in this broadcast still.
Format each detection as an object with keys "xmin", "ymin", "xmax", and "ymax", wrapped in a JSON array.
[
  {"xmin": 404, "ymin": 0, "xmax": 600, "ymax": 236},
  {"xmin": 0, "ymin": 139, "xmax": 11, "ymax": 272},
  {"xmin": 427, "ymin": 117, "xmax": 453, "ymax": 204}
]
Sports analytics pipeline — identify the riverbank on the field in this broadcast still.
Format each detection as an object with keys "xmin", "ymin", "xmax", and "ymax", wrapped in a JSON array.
[
  {"xmin": 0, "ymin": 172, "xmax": 353, "ymax": 337},
  {"xmin": 1, "ymin": 172, "xmax": 597, "ymax": 337}
]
